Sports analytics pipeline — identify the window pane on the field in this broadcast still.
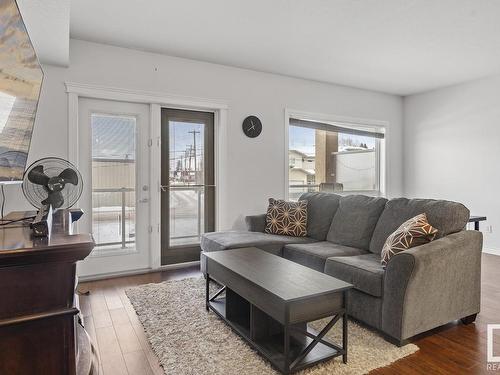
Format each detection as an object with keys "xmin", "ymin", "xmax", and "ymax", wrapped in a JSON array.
[
  {"xmin": 91, "ymin": 114, "xmax": 136, "ymax": 252},
  {"xmin": 289, "ymin": 123, "xmax": 379, "ymax": 199},
  {"xmin": 169, "ymin": 121, "xmax": 205, "ymax": 246},
  {"xmin": 336, "ymin": 133, "xmax": 377, "ymax": 191},
  {"xmin": 169, "ymin": 188, "xmax": 205, "ymax": 246}
]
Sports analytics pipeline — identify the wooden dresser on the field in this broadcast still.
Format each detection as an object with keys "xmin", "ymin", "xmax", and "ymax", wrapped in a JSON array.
[{"xmin": 0, "ymin": 210, "xmax": 96, "ymax": 375}]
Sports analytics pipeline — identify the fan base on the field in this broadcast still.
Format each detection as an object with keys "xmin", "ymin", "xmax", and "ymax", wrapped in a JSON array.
[{"xmin": 31, "ymin": 205, "xmax": 53, "ymax": 237}]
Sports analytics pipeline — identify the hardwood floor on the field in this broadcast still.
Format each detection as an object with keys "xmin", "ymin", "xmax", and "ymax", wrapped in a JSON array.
[{"xmin": 79, "ymin": 253, "xmax": 500, "ymax": 375}]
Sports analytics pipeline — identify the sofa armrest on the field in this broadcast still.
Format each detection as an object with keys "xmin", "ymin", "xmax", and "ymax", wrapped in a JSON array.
[
  {"xmin": 245, "ymin": 214, "xmax": 267, "ymax": 232},
  {"xmin": 382, "ymin": 230, "xmax": 482, "ymax": 342}
]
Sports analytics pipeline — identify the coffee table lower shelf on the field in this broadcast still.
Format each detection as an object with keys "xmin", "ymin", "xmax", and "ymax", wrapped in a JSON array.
[{"xmin": 206, "ymin": 279, "xmax": 347, "ymax": 374}]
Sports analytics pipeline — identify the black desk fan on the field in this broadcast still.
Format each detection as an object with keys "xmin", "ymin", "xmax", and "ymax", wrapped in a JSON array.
[{"xmin": 22, "ymin": 157, "xmax": 83, "ymax": 236}]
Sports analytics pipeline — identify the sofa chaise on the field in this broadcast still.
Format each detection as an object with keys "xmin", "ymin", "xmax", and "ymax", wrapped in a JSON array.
[{"xmin": 200, "ymin": 192, "xmax": 482, "ymax": 345}]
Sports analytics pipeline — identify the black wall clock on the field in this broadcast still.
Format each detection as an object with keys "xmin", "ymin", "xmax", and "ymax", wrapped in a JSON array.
[{"xmin": 242, "ymin": 116, "xmax": 262, "ymax": 138}]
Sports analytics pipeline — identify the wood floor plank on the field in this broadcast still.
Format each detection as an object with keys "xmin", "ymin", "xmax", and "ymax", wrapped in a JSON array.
[
  {"xmin": 114, "ymin": 322, "xmax": 142, "ymax": 354},
  {"xmin": 129, "ymin": 322, "xmax": 164, "ymax": 375},
  {"xmin": 424, "ymin": 334, "xmax": 482, "ymax": 368},
  {"xmin": 93, "ymin": 308, "xmax": 113, "ymax": 329},
  {"xmin": 77, "ymin": 254, "xmax": 500, "ymax": 375},
  {"xmin": 90, "ymin": 292, "xmax": 108, "ymax": 313},
  {"xmin": 104, "ymin": 287, "xmax": 125, "ymax": 310},
  {"xmin": 101, "ymin": 353, "xmax": 129, "ymax": 375},
  {"xmin": 95, "ymin": 326, "xmax": 122, "ymax": 356},
  {"xmin": 110, "ymin": 308, "xmax": 131, "ymax": 326},
  {"xmin": 123, "ymin": 351, "xmax": 154, "ymax": 375}
]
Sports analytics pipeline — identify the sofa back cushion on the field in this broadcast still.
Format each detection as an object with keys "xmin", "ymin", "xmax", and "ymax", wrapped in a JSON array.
[
  {"xmin": 299, "ymin": 192, "xmax": 341, "ymax": 241},
  {"xmin": 326, "ymin": 195, "xmax": 388, "ymax": 250},
  {"xmin": 369, "ymin": 197, "xmax": 470, "ymax": 254}
]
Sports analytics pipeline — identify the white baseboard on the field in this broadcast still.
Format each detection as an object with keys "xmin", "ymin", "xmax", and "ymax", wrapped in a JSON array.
[
  {"xmin": 78, "ymin": 261, "xmax": 200, "ymax": 282},
  {"xmin": 158, "ymin": 260, "xmax": 201, "ymax": 270},
  {"xmin": 78, "ymin": 268, "xmax": 152, "ymax": 282},
  {"xmin": 483, "ymin": 248, "xmax": 500, "ymax": 256}
]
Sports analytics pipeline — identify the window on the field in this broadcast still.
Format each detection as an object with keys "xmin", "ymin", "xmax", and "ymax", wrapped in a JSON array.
[
  {"xmin": 91, "ymin": 113, "xmax": 137, "ymax": 252},
  {"xmin": 288, "ymin": 117, "xmax": 385, "ymax": 200}
]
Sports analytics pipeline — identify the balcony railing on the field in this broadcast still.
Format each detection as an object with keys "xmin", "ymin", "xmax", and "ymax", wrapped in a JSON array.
[
  {"xmin": 168, "ymin": 185, "xmax": 204, "ymax": 246},
  {"xmin": 288, "ymin": 184, "xmax": 320, "ymax": 200},
  {"xmin": 92, "ymin": 187, "xmax": 135, "ymax": 249},
  {"xmin": 92, "ymin": 185, "xmax": 207, "ymax": 250},
  {"xmin": 289, "ymin": 183, "xmax": 382, "ymax": 200},
  {"xmin": 92, "ymin": 183, "xmax": 376, "ymax": 252}
]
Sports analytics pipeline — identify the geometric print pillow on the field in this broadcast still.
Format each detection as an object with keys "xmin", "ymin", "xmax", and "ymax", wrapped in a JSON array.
[
  {"xmin": 264, "ymin": 198, "xmax": 308, "ymax": 237},
  {"xmin": 381, "ymin": 213, "xmax": 438, "ymax": 268}
]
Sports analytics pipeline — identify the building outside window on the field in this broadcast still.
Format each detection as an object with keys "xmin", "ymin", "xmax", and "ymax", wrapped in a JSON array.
[{"xmin": 288, "ymin": 117, "xmax": 385, "ymax": 200}]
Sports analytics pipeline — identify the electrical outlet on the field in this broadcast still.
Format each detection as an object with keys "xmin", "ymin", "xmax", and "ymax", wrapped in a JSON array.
[{"xmin": 485, "ymin": 225, "xmax": 493, "ymax": 233}]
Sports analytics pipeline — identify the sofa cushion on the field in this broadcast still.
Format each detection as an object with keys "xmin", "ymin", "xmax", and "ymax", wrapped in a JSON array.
[
  {"xmin": 326, "ymin": 195, "xmax": 388, "ymax": 250},
  {"xmin": 381, "ymin": 213, "xmax": 438, "ymax": 268},
  {"xmin": 265, "ymin": 198, "xmax": 308, "ymax": 237},
  {"xmin": 324, "ymin": 254, "xmax": 385, "ymax": 297},
  {"xmin": 369, "ymin": 197, "xmax": 470, "ymax": 254},
  {"xmin": 299, "ymin": 192, "xmax": 341, "ymax": 241},
  {"xmin": 201, "ymin": 231, "xmax": 316, "ymax": 256},
  {"xmin": 283, "ymin": 242, "xmax": 367, "ymax": 272}
]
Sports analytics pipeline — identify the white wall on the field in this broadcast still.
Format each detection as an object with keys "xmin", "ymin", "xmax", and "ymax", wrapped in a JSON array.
[
  {"xmin": 5, "ymin": 39, "xmax": 403, "ymax": 230},
  {"xmin": 404, "ymin": 74, "xmax": 500, "ymax": 254}
]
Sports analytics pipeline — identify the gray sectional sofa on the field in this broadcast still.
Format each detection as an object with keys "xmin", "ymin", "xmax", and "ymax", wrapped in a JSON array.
[{"xmin": 200, "ymin": 192, "xmax": 483, "ymax": 345}]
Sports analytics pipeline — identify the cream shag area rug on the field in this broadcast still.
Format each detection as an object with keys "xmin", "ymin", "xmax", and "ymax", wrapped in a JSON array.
[{"xmin": 125, "ymin": 277, "xmax": 418, "ymax": 375}]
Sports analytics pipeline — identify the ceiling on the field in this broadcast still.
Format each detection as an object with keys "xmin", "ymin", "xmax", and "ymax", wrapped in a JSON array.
[
  {"xmin": 22, "ymin": 0, "xmax": 500, "ymax": 95},
  {"xmin": 17, "ymin": 0, "xmax": 69, "ymax": 66}
]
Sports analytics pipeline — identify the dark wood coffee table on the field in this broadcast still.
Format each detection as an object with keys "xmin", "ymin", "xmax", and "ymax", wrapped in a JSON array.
[{"xmin": 203, "ymin": 247, "xmax": 353, "ymax": 374}]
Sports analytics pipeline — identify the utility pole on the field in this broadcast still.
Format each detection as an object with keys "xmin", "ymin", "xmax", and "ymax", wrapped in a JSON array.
[
  {"xmin": 188, "ymin": 130, "xmax": 200, "ymax": 181},
  {"xmin": 186, "ymin": 147, "xmax": 191, "ymax": 172}
]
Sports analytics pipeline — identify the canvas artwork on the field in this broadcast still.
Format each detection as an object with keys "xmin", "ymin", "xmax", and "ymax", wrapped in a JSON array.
[{"xmin": 0, "ymin": 0, "xmax": 43, "ymax": 181}]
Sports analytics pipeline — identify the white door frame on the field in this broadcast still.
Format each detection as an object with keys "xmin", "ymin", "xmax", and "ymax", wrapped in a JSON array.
[
  {"xmin": 77, "ymin": 99, "xmax": 151, "ymax": 278},
  {"xmin": 66, "ymin": 82, "xmax": 228, "ymax": 271}
]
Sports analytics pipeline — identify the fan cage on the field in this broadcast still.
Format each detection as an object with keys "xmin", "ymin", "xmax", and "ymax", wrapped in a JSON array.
[{"xmin": 22, "ymin": 157, "xmax": 83, "ymax": 209}]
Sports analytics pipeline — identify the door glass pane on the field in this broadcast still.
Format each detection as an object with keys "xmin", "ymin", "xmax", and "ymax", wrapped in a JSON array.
[
  {"xmin": 169, "ymin": 121, "xmax": 205, "ymax": 246},
  {"xmin": 91, "ymin": 114, "xmax": 136, "ymax": 253}
]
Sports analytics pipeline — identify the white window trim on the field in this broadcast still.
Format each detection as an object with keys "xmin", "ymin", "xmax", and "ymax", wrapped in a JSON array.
[
  {"xmin": 66, "ymin": 82, "xmax": 228, "ymax": 270},
  {"xmin": 284, "ymin": 108, "xmax": 388, "ymax": 200}
]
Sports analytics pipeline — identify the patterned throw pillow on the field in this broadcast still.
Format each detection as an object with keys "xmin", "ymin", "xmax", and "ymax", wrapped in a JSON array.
[
  {"xmin": 381, "ymin": 213, "xmax": 438, "ymax": 268},
  {"xmin": 265, "ymin": 198, "xmax": 308, "ymax": 237}
]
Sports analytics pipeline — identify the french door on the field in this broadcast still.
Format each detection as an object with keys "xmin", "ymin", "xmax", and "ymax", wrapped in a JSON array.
[
  {"xmin": 77, "ymin": 98, "xmax": 150, "ymax": 277},
  {"xmin": 161, "ymin": 108, "xmax": 215, "ymax": 265}
]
